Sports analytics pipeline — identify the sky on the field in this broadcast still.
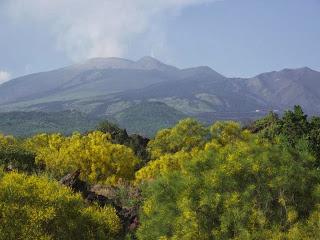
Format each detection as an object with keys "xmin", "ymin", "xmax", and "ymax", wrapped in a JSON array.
[{"xmin": 0, "ymin": 0, "xmax": 319, "ymax": 83}]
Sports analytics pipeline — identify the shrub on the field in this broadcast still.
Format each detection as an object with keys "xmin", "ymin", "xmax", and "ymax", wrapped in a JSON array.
[{"xmin": 0, "ymin": 171, "xmax": 121, "ymax": 240}]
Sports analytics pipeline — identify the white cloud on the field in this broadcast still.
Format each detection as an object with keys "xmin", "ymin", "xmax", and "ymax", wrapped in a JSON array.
[
  {"xmin": 0, "ymin": 71, "xmax": 11, "ymax": 84},
  {"xmin": 2, "ymin": 0, "xmax": 216, "ymax": 61}
]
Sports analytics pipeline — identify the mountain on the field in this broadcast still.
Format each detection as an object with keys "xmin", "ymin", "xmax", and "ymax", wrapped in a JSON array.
[
  {"xmin": 242, "ymin": 67, "xmax": 320, "ymax": 114},
  {"xmin": 0, "ymin": 57, "xmax": 180, "ymax": 107},
  {"xmin": 113, "ymin": 67, "xmax": 265, "ymax": 115},
  {"xmin": 0, "ymin": 57, "xmax": 319, "ymax": 136}
]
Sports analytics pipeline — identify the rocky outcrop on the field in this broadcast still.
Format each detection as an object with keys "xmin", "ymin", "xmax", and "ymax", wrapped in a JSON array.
[
  {"xmin": 59, "ymin": 170, "xmax": 141, "ymax": 233},
  {"xmin": 59, "ymin": 169, "xmax": 89, "ymax": 196}
]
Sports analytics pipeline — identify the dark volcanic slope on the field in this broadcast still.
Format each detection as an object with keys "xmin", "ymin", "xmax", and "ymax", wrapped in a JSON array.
[{"xmin": 242, "ymin": 67, "xmax": 320, "ymax": 113}]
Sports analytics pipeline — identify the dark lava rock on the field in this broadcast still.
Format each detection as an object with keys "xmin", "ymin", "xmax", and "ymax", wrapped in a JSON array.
[{"xmin": 59, "ymin": 169, "xmax": 89, "ymax": 196}]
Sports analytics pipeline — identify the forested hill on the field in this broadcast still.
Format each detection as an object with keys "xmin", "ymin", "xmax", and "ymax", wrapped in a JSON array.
[
  {"xmin": 1, "ymin": 106, "xmax": 320, "ymax": 239},
  {"xmin": 0, "ymin": 102, "xmax": 187, "ymax": 137},
  {"xmin": 0, "ymin": 111, "xmax": 100, "ymax": 137}
]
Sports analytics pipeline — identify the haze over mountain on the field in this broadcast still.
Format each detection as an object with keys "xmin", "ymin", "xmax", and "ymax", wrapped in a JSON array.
[{"xmin": 0, "ymin": 56, "xmax": 319, "ymax": 135}]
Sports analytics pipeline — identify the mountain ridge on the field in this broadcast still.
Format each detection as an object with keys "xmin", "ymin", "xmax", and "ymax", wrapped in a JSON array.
[{"xmin": 0, "ymin": 57, "xmax": 319, "ymax": 123}]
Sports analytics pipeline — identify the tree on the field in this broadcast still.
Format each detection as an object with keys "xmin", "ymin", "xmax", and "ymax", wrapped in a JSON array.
[
  {"xmin": 245, "ymin": 111, "xmax": 280, "ymax": 139},
  {"xmin": 97, "ymin": 121, "xmax": 129, "ymax": 145},
  {"xmin": 248, "ymin": 106, "xmax": 320, "ymax": 167},
  {"xmin": 247, "ymin": 106, "xmax": 310, "ymax": 145},
  {"xmin": 308, "ymin": 116, "xmax": 320, "ymax": 161},
  {"xmin": 279, "ymin": 105, "xmax": 310, "ymax": 146}
]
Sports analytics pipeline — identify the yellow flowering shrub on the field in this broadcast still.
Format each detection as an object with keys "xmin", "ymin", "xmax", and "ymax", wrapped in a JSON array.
[
  {"xmin": 147, "ymin": 118, "xmax": 209, "ymax": 159},
  {"xmin": 0, "ymin": 171, "xmax": 120, "ymax": 240},
  {"xmin": 137, "ymin": 122, "xmax": 320, "ymax": 240},
  {"xmin": 25, "ymin": 131, "xmax": 140, "ymax": 184}
]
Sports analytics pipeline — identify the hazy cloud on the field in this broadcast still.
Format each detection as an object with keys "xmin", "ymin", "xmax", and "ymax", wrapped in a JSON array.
[
  {"xmin": 0, "ymin": 71, "xmax": 11, "ymax": 84},
  {"xmin": 2, "ymin": 0, "xmax": 216, "ymax": 61}
]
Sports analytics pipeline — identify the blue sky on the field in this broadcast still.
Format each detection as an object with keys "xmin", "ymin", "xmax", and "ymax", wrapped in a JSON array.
[{"xmin": 0, "ymin": 0, "xmax": 319, "ymax": 82}]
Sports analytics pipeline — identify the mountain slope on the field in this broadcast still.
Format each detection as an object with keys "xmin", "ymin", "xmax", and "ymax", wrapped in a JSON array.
[
  {"xmin": 113, "ymin": 69, "xmax": 266, "ymax": 115},
  {"xmin": 0, "ymin": 57, "xmax": 180, "ymax": 106},
  {"xmin": 0, "ymin": 57, "xmax": 320, "ymax": 125},
  {"xmin": 242, "ymin": 67, "xmax": 320, "ymax": 113}
]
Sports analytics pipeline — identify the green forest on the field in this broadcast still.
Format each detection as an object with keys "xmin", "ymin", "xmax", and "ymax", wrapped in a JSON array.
[{"xmin": 1, "ymin": 105, "xmax": 320, "ymax": 240}]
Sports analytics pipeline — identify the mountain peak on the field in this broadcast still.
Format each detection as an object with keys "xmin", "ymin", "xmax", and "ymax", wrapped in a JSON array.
[
  {"xmin": 76, "ymin": 57, "xmax": 135, "ymax": 70},
  {"xmin": 72, "ymin": 56, "xmax": 179, "ymax": 72},
  {"xmin": 136, "ymin": 56, "xmax": 179, "ymax": 72},
  {"xmin": 295, "ymin": 66, "xmax": 318, "ymax": 73},
  {"xmin": 181, "ymin": 66, "xmax": 225, "ymax": 79},
  {"xmin": 137, "ymin": 56, "xmax": 161, "ymax": 63},
  {"xmin": 85, "ymin": 57, "xmax": 134, "ymax": 64},
  {"xmin": 280, "ymin": 66, "xmax": 314, "ymax": 73},
  {"xmin": 299, "ymin": 66, "xmax": 312, "ymax": 71},
  {"xmin": 275, "ymin": 67, "xmax": 320, "ymax": 79},
  {"xmin": 255, "ymin": 66, "xmax": 318, "ymax": 79}
]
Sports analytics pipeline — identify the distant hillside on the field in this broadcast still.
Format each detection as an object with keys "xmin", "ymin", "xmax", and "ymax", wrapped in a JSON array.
[
  {"xmin": 0, "ymin": 111, "xmax": 100, "ymax": 137},
  {"xmin": 0, "ymin": 104, "xmax": 186, "ymax": 137},
  {"xmin": 0, "ymin": 57, "xmax": 319, "ymax": 128},
  {"xmin": 113, "ymin": 102, "xmax": 187, "ymax": 137},
  {"xmin": 242, "ymin": 67, "xmax": 320, "ymax": 114}
]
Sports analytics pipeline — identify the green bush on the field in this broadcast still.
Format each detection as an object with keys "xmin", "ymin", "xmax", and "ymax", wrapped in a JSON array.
[
  {"xmin": 0, "ymin": 134, "xmax": 37, "ymax": 172},
  {"xmin": 137, "ymin": 122, "xmax": 320, "ymax": 239}
]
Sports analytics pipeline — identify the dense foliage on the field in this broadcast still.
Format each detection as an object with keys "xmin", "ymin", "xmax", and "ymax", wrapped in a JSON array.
[
  {"xmin": 0, "ymin": 134, "xmax": 36, "ymax": 172},
  {"xmin": 25, "ymin": 131, "xmax": 140, "ymax": 184},
  {"xmin": 137, "ymin": 122, "xmax": 320, "ymax": 239},
  {"xmin": 0, "ymin": 171, "xmax": 120, "ymax": 239},
  {"xmin": 0, "ymin": 106, "xmax": 320, "ymax": 239},
  {"xmin": 248, "ymin": 105, "xmax": 320, "ymax": 165}
]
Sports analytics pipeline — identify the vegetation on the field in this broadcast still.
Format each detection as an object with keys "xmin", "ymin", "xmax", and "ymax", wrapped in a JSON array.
[
  {"xmin": 0, "ymin": 104, "xmax": 186, "ymax": 138},
  {"xmin": 0, "ymin": 111, "xmax": 100, "ymax": 137},
  {"xmin": 137, "ymin": 121, "xmax": 320, "ymax": 239},
  {"xmin": 0, "ymin": 106, "xmax": 320, "ymax": 239},
  {"xmin": 25, "ymin": 131, "xmax": 140, "ymax": 184},
  {"xmin": 248, "ymin": 105, "xmax": 320, "ymax": 165},
  {"xmin": 0, "ymin": 134, "xmax": 37, "ymax": 172},
  {"xmin": 97, "ymin": 121, "xmax": 150, "ymax": 164},
  {"xmin": 113, "ymin": 102, "xmax": 187, "ymax": 137},
  {"xmin": 0, "ymin": 171, "xmax": 120, "ymax": 240}
]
